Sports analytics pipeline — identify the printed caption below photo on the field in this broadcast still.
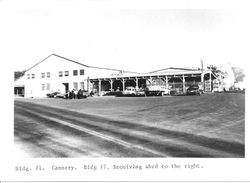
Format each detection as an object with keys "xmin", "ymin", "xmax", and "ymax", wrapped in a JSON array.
[{"xmin": 15, "ymin": 163, "xmax": 203, "ymax": 173}]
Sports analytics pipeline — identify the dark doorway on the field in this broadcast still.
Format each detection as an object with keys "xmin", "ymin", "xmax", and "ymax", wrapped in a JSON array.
[
  {"xmin": 14, "ymin": 87, "xmax": 24, "ymax": 97},
  {"xmin": 62, "ymin": 83, "xmax": 69, "ymax": 93}
]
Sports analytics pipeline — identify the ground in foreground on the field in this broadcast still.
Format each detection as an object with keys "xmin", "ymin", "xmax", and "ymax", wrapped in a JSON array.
[{"xmin": 14, "ymin": 93, "xmax": 245, "ymax": 157}]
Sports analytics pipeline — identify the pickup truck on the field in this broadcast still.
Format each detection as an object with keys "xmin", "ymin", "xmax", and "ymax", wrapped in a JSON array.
[
  {"xmin": 145, "ymin": 85, "xmax": 169, "ymax": 96},
  {"xmin": 122, "ymin": 87, "xmax": 145, "ymax": 96}
]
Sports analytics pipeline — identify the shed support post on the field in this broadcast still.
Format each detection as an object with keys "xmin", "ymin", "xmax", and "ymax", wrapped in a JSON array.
[
  {"xmin": 201, "ymin": 73, "xmax": 204, "ymax": 91},
  {"xmin": 182, "ymin": 75, "xmax": 186, "ymax": 93},
  {"xmin": 122, "ymin": 79, "xmax": 125, "ymax": 91},
  {"xmin": 165, "ymin": 75, "xmax": 168, "ymax": 89},
  {"xmin": 135, "ymin": 78, "xmax": 139, "ymax": 90},
  {"xmin": 109, "ymin": 79, "xmax": 113, "ymax": 91},
  {"xmin": 98, "ymin": 80, "xmax": 101, "ymax": 95},
  {"xmin": 209, "ymin": 71, "xmax": 212, "ymax": 92}
]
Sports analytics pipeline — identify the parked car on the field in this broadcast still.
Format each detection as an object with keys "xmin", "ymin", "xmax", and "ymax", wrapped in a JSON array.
[
  {"xmin": 46, "ymin": 92, "xmax": 59, "ymax": 98},
  {"xmin": 145, "ymin": 85, "xmax": 169, "ymax": 96},
  {"xmin": 122, "ymin": 87, "xmax": 137, "ymax": 96},
  {"xmin": 186, "ymin": 85, "xmax": 203, "ymax": 95},
  {"xmin": 136, "ymin": 88, "xmax": 146, "ymax": 96},
  {"xmin": 54, "ymin": 92, "xmax": 67, "ymax": 98},
  {"xmin": 169, "ymin": 88, "xmax": 184, "ymax": 96},
  {"xmin": 81, "ymin": 90, "xmax": 89, "ymax": 98}
]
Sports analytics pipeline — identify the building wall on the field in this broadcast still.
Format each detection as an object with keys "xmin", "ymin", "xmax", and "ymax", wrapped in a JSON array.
[{"xmin": 20, "ymin": 56, "xmax": 100, "ymax": 97}]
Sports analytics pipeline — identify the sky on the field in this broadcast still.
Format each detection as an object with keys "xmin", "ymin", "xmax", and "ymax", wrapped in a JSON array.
[{"xmin": 0, "ymin": 0, "xmax": 250, "ymax": 73}]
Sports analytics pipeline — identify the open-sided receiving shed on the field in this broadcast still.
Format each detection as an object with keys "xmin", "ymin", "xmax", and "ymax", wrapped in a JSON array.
[{"xmin": 89, "ymin": 67, "xmax": 221, "ymax": 95}]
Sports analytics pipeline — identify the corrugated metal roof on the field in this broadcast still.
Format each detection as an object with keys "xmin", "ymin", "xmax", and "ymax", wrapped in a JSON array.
[
  {"xmin": 89, "ymin": 70, "xmax": 205, "ymax": 80},
  {"xmin": 149, "ymin": 67, "xmax": 200, "ymax": 73}
]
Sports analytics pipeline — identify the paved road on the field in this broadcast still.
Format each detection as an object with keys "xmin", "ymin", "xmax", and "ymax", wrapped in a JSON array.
[{"xmin": 14, "ymin": 98, "xmax": 244, "ymax": 158}]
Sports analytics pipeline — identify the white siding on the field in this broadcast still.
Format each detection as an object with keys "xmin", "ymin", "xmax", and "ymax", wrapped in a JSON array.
[{"xmin": 18, "ymin": 55, "xmax": 118, "ymax": 98}]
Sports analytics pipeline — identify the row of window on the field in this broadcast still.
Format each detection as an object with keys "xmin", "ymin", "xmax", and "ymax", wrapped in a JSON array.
[
  {"xmin": 27, "ymin": 69, "xmax": 85, "ymax": 79},
  {"xmin": 27, "ymin": 74, "xmax": 35, "ymax": 79},
  {"xmin": 41, "ymin": 83, "xmax": 50, "ymax": 90},
  {"xmin": 41, "ymin": 72, "xmax": 50, "ymax": 78},
  {"xmin": 59, "ymin": 69, "xmax": 85, "ymax": 77},
  {"xmin": 27, "ymin": 72, "xmax": 50, "ymax": 79},
  {"xmin": 40, "ymin": 82, "xmax": 85, "ymax": 91}
]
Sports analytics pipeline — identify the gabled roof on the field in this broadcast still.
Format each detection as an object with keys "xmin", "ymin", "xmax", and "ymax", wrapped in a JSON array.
[
  {"xmin": 26, "ymin": 54, "xmax": 90, "ymax": 72},
  {"xmin": 149, "ymin": 67, "xmax": 199, "ymax": 74},
  {"xmin": 26, "ymin": 54, "xmax": 137, "ymax": 74}
]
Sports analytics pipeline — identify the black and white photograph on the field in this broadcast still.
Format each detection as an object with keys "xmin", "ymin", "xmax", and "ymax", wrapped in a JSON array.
[
  {"xmin": 1, "ymin": 0, "xmax": 250, "ymax": 181},
  {"xmin": 14, "ymin": 55, "xmax": 245, "ymax": 158},
  {"xmin": 12, "ymin": 1, "xmax": 246, "ymax": 158}
]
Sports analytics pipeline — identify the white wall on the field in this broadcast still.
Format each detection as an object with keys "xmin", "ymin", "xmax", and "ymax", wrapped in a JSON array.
[
  {"xmin": 19, "ymin": 55, "xmax": 121, "ymax": 98},
  {"xmin": 22, "ymin": 55, "xmax": 88, "ymax": 97}
]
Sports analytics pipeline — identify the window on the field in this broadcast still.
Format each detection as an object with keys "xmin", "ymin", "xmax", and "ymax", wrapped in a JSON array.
[
  {"xmin": 46, "ymin": 83, "xmax": 50, "ymax": 90},
  {"xmin": 41, "ymin": 84, "xmax": 45, "ymax": 90},
  {"xmin": 32, "ymin": 74, "xmax": 35, "ymax": 79},
  {"xmin": 73, "ymin": 82, "xmax": 78, "ymax": 90},
  {"xmin": 59, "ymin": 71, "xmax": 63, "ymax": 77},
  {"xmin": 80, "ymin": 82, "xmax": 84, "ymax": 90},
  {"xmin": 41, "ymin": 73, "xmax": 45, "ymax": 78},
  {"xmin": 27, "ymin": 74, "xmax": 30, "ymax": 79},
  {"xmin": 80, "ymin": 69, "xmax": 85, "ymax": 75},
  {"xmin": 65, "ymin": 71, "xmax": 69, "ymax": 76},
  {"xmin": 47, "ymin": 72, "xmax": 50, "ymax": 78},
  {"xmin": 73, "ymin": 70, "xmax": 78, "ymax": 76}
]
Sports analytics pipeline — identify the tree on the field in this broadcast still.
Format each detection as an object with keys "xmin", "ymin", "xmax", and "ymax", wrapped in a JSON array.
[
  {"xmin": 15, "ymin": 70, "xmax": 26, "ymax": 81},
  {"xmin": 232, "ymin": 67, "xmax": 245, "ymax": 82}
]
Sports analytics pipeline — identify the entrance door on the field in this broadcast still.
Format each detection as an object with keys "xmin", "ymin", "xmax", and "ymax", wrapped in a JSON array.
[{"xmin": 62, "ymin": 83, "xmax": 69, "ymax": 93}]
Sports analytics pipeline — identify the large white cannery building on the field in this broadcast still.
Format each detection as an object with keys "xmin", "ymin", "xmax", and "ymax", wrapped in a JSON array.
[{"xmin": 14, "ymin": 54, "xmax": 134, "ymax": 98}]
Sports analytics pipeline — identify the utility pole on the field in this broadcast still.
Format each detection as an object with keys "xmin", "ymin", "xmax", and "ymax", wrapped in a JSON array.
[{"xmin": 201, "ymin": 59, "xmax": 203, "ymax": 73}]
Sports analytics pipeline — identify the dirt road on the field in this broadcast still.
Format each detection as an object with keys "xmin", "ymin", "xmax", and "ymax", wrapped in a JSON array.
[{"xmin": 14, "ymin": 93, "xmax": 244, "ymax": 157}]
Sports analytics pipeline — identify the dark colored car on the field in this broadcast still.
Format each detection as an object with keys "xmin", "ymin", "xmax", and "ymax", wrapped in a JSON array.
[
  {"xmin": 46, "ymin": 92, "xmax": 59, "ymax": 98},
  {"xmin": 46, "ymin": 91, "xmax": 67, "ymax": 98},
  {"xmin": 186, "ymin": 85, "xmax": 203, "ymax": 95},
  {"xmin": 169, "ymin": 88, "xmax": 184, "ymax": 96}
]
